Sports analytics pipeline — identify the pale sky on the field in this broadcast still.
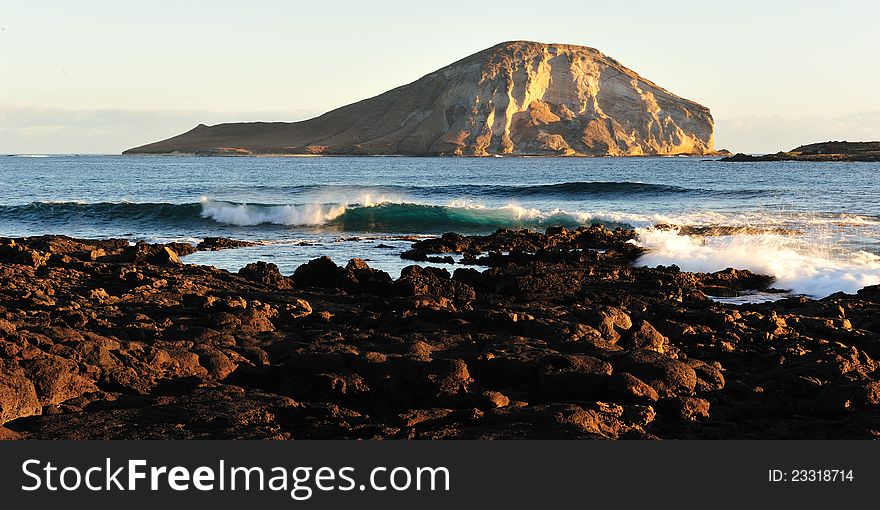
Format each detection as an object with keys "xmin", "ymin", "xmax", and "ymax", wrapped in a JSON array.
[{"xmin": 1, "ymin": 0, "xmax": 878, "ymax": 153}]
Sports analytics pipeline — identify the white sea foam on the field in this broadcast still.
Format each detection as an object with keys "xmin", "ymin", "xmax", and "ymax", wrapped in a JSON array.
[
  {"xmin": 634, "ymin": 227, "xmax": 880, "ymax": 298},
  {"xmin": 353, "ymin": 194, "xmax": 402, "ymax": 207},
  {"xmin": 577, "ymin": 210, "xmax": 880, "ymax": 229},
  {"xmin": 143, "ymin": 236, "xmax": 202, "ymax": 245},
  {"xmin": 196, "ymin": 196, "xmax": 880, "ymax": 297},
  {"xmin": 198, "ymin": 193, "xmax": 415, "ymax": 227},
  {"xmin": 200, "ymin": 198, "xmax": 348, "ymax": 226},
  {"xmin": 497, "ymin": 203, "xmax": 546, "ymax": 221}
]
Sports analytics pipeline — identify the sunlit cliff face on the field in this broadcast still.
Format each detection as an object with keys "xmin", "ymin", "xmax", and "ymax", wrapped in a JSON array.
[
  {"xmin": 428, "ymin": 41, "xmax": 715, "ymax": 156},
  {"xmin": 125, "ymin": 41, "xmax": 715, "ymax": 156}
]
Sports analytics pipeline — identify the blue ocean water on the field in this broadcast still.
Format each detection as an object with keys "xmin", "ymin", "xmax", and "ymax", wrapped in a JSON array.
[{"xmin": 2, "ymin": 154, "xmax": 879, "ymax": 296}]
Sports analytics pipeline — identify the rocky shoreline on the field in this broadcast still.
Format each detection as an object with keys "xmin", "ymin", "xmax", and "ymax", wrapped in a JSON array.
[
  {"xmin": 722, "ymin": 141, "xmax": 880, "ymax": 162},
  {"xmin": 2, "ymin": 227, "xmax": 879, "ymax": 439}
]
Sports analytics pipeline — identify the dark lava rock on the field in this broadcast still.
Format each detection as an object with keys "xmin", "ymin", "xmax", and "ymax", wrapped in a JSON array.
[
  {"xmin": 196, "ymin": 237, "xmax": 258, "ymax": 251},
  {"xmin": 0, "ymin": 231, "xmax": 879, "ymax": 439},
  {"xmin": 292, "ymin": 256, "xmax": 343, "ymax": 288},
  {"xmin": 539, "ymin": 354, "xmax": 613, "ymax": 398},
  {"xmin": 239, "ymin": 261, "xmax": 293, "ymax": 289},
  {"xmin": 395, "ymin": 265, "xmax": 476, "ymax": 302}
]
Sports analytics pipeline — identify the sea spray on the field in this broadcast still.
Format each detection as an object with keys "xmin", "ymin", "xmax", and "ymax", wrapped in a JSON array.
[
  {"xmin": 199, "ymin": 198, "xmax": 348, "ymax": 226},
  {"xmin": 634, "ymin": 227, "xmax": 880, "ymax": 298}
]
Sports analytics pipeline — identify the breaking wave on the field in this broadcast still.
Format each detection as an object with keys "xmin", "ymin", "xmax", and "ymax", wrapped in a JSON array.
[
  {"xmin": 634, "ymin": 227, "xmax": 880, "ymax": 298},
  {"xmin": 3, "ymin": 199, "xmax": 880, "ymax": 235},
  {"xmin": 4, "ymin": 198, "xmax": 880, "ymax": 297},
  {"xmin": 197, "ymin": 199, "xmax": 597, "ymax": 232},
  {"xmin": 0, "ymin": 199, "xmax": 599, "ymax": 232}
]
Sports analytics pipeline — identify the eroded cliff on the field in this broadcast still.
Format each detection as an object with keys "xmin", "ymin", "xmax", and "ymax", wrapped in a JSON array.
[{"xmin": 125, "ymin": 41, "xmax": 715, "ymax": 156}]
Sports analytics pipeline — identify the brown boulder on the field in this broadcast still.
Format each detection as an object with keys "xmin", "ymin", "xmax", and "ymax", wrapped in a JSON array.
[
  {"xmin": 292, "ymin": 256, "xmax": 342, "ymax": 288},
  {"xmin": 0, "ymin": 364, "xmax": 41, "ymax": 425},
  {"xmin": 661, "ymin": 396, "xmax": 710, "ymax": 421},
  {"xmin": 613, "ymin": 349, "xmax": 697, "ymax": 396},
  {"xmin": 0, "ymin": 319, "xmax": 16, "ymax": 336},
  {"xmin": 622, "ymin": 320, "xmax": 669, "ymax": 353},
  {"xmin": 196, "ymin": 237, "xmax": 256, "ymax": 251},
  {"xmin": 239, "ymin": 262, "xmax": 293, "ymax": 289},
  {"xmin": 22, "ymin": 356, "xmax": 98, "ymax": 406},
  {"xmin": 425, "ymin": 359, "xmax": 472, "ymax": 397},
  {"xmin": 198, "ymin": 350, "xmax": 238, "ymax": 380},
  {"xmin": 126, "ymin": 242, "xmax": 183, "ymax": 265},
  {"xmin": 606, "ymin": 371, "xmax": 660, "ymax": 402},
  {"xmin": 539, "ymin": 354, "xmax": 613, "ymax": 398},
  {"xmin": 396, "ymin": 265, "xmax": 475, "ymax": 302}
]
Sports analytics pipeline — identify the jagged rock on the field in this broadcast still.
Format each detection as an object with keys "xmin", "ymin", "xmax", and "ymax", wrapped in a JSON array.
[
  {"xmin": 21, "ymin": 356, "xmax": 98, "ymax": 406},
  {"xmin": 722, "ymin": 141, "xmax": 880, "ymax": 163},
  {"xmin": 613, "ymin": 349, "xmax": 697, "ymax": 397},
  {"xmin": 539, "ymin": 354, "xmax": 613, "ymax": 398},
  {"xmin": 623, "ymin": 320, "xmax": 669, "ymax": 353},
  {"xmin": 661, "ymin": 396, "xmax": 711, "ymax": 421},
  {"xmin": 125, "ymin": 242, "xmax": 182, "ymax": 265},
  {"xmin": 0, "ymin": 319, "xmax": 16, "ymax": 336},
  {"xmin": 286, "ymin": 299, "xmax": 313, "ymax": 319},
  {"xmin": 239, "ymin": 261, "xmax": 293, "ymax": 289},
  {"xmin": 395, "ymin": 265, "xmax": 476, "ymax": 302},
  {"xmin": 340, "ymin": 258, "xmax": 393, "ymax": 295},
  {"xmin": 198, "ymin": 349, "xmax": 238, "ymax": 380},
  {"xmin": 292, "ymin": 256, "xmax": 342, "ymax": 288},
  {"xmin": 607, "ymin": 372, "xmax": 660, "ymax": 402},
  {"xmin": 196, "ymin": 237, "xmax": 257, "ymax": 251},
  {"xmin": 0, "ymin": 364, "xmax": 41, "ymax": 425},
  {"xmin": 1, "ymin": 232, "xmax": 879, "ymax": 439}
]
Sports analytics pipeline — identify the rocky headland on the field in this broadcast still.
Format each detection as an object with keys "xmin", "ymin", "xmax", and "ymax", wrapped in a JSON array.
[
  {"xmin": 722, "ymin": 141, "xmax": 880, "ymax": 162},
  {"xmin": 124, "ymin": 41, "xmax": 716, "ymax": 157},
  {"xmin": 2, "ymin": 228, "xmax": 879, "ymax": 439}
]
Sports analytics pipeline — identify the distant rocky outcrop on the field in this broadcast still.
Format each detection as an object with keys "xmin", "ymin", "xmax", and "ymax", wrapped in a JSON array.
[
  {"xmin": 722, "ymin": 141, "xmax": 880, "ymax": 162},
  {"xmin": 124, "ymin": 41, "xmax": 716, "ymax": 157}
]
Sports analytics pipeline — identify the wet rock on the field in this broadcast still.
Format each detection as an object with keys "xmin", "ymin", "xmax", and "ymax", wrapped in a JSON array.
[
  {"xmin": 339, "ymin": 259, "xmax": 393, "ymax": 295},
  {"xmin": 196, "ymin": 237, "xmax": 257, "ymax": 251},
  {"xmin": 125, "ymin": 242, "xmax": 182, "ymax": 265},
  {"xmin": 701, "ymin": 267, "xmax": 775, "ymax": 291}
]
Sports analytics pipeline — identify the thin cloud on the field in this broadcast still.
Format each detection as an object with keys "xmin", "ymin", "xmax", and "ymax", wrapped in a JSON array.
[
  {"xmin": 716, "ymin": 111, "xmax": 880, "ymax": 154},
  {"xmin": 3, "ymin": 104, "xmax": 878, "ymax": 155},
  {"xmin": 0, "ymin": 104, "xmax": 321, "ymax": 154}
]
